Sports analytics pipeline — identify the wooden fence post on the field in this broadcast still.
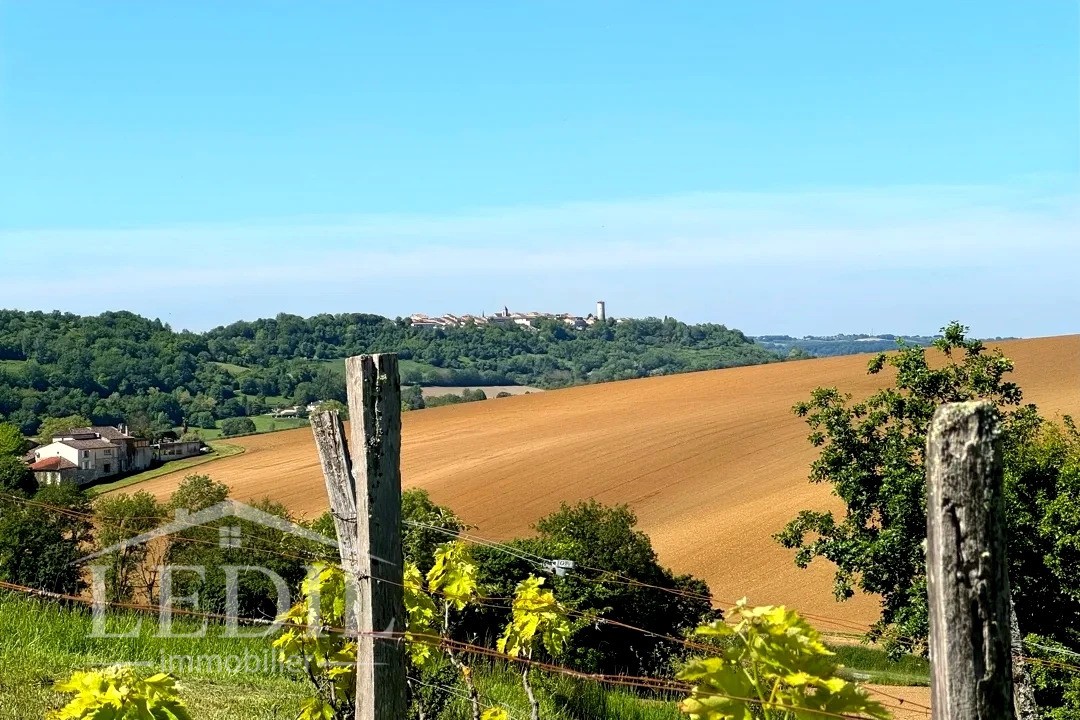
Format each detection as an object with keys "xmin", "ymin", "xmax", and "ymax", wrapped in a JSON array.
[
  {"xmin": 1010, "ymin": 595, "xmax": 1039, "ymax": 720},
  {"xmin": 311, "ymin": 411, "xmax": 362, "ymax": 631},
  {"xmin": 926, "ymin": 401, "xmax": 1015, "ymax": 720},
  {"xmin": 311, "ymin": 353, "xmax": 405, "ymax": 720}
]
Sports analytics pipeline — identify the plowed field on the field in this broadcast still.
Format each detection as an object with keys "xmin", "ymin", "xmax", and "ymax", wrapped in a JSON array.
[{"xmin": 124, "ymin": 335, "xmax": 1080, "ymax": 627}]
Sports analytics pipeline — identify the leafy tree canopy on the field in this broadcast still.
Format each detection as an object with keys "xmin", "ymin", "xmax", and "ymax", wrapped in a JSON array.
[
  {"xmin": 0, "ymin": 455, "xmax": 33, "ymax": 494},
  {"xmin": 470, "ymin": 500, "xmax": 715, "ymax": 677},
  {"xmin": 775, "ymin": 321, "xmax": 1080, "ymax": 688},
  {"xmin": 0, "ymin": 422, "xmax": 25, "ymax": 457},
  {"xmin": 0, "ymin": 309, "xmax": 776, "ymax": 434},
  {"xmin": 219, "ymin": 416, "xmax": 256, "ymax": 437},
  {"xmin": 0, "ymin": 482, "xmax": 93, "ymax": 594},
  {"xmin": 36, "ymin": 414, "xmax": 93, "ymax": 444}
]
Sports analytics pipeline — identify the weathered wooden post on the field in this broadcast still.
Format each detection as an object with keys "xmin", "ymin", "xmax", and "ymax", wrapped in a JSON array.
[
  {"xmin": 312, "ymin": 353, "xmax": 406, "ymax": 720},
  {"xmin": 1010, "ymin": 597, "xmax": 1039, "ymax": 720},
  {"xmin": 926, "ymin": 401, "xmax": 1015, "ymax": 720}
]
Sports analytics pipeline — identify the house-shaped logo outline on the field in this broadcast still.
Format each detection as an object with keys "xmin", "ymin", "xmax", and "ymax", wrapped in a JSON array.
[{"xmin": 79, "ymin": 499, "xmax": 340, "ymax": 564}]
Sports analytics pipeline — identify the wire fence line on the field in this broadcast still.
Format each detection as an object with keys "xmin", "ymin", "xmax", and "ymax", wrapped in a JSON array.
[
  {"xmin": 1, "ymin": 493, "xmax": 901, "ymax": 636},
  {"xmin": 7, "ymin": 490, "xmax": 1077, "ymax": 707},
  {"xmin": 0, "ymin": 577, "xmax": 922, "ymax": 720},
  {"xmin": 406, "ymin": 674, "xmax": 528, "ymax": 720}
]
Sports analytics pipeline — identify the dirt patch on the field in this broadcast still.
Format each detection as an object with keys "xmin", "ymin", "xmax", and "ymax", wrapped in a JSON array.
[{"xmin": 866, "ymin": 684, "xmax": 931, "ymax": 719}]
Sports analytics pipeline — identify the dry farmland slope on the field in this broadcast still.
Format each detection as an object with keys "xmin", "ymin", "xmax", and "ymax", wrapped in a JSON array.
[{"xmin": 128, "ymin": 335, "xmax": 1080, "ymax": 626}]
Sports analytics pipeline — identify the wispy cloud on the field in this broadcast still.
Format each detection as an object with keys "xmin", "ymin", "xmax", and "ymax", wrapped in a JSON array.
[{"xmin": 1, "ymin": 180, "xmax": 1077, "ymax": 334}]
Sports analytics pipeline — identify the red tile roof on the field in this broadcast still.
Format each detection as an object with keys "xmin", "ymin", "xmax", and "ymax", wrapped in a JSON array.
[{"xmin": 30, "ymin": 456, "xmax": 77, "ymax": 471}]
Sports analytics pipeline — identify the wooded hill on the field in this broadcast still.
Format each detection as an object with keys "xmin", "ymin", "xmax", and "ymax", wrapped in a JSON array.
[{"xmin": 0, "ymin": 310, "xmax": 778, "ymax": 434}]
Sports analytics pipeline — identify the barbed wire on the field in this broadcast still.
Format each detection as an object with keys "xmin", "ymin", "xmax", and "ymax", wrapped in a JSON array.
[
  {"xmin": 406, "ymin": 674, "xmax": 528, "ymax": 720},
  {"xmin": 0, "ymin": 578, "xmax": 920, "ymax": 720},
  {"xmin": 10, "ymin": 491, "xmax": 1077, "ymax": 691}
]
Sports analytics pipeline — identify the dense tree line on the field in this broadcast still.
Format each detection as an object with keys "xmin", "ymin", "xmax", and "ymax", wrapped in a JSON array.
[{"xmin": 0, "ymin": 309, "xmax": 777, "ymax": 434}]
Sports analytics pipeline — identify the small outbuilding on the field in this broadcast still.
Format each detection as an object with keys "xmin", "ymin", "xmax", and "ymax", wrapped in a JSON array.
[{"xmin": 30, "ymin": 456, "xmax": 78, "ymax": 486}]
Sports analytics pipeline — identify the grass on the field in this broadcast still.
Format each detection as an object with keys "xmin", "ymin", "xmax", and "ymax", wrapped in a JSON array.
[
  {"xmin": 0, "ymin": 592, "xmax": 930, "ymax": 720},
  {"xmin": 829, "ymin": 643, "xmax": 930, "ymax": 686},
  {"xmin": 87, "ymin": 441, "xmax": 246, "ymax": 496},
  {"xmin": 0, "ymin": 593, "xmax": 310, "ymax": 720},
  {"xmin": 433, "ymin": 662, "xmax": 682, "ymax": 720},
  {"xmin": 0, "ymin": 594, "xmax": 685, "ymax": 720},
  {"xmin": 210, "ymin": 361, "xmax": 250, "ymax": 376},
  {"xmin": 179, "ymin": 415, "xmax": 310, "ymax": 441},
  {"xmin": 0, "ymin": 359, "xmax": 26, "ymax": 375},
  {"xmin": 247, "ymin": 394, "xmax": 292, "ymax": 408}
]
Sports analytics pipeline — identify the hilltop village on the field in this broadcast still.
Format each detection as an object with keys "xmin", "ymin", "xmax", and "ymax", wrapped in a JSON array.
[{"xmin": 409, "ymin": 301, "xmax": 610, "ymax": 331}]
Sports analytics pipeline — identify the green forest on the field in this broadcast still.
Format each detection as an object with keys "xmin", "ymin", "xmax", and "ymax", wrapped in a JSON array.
[{"xmin": 0, "ymin": 310, "xmax": 779, "ymax": 435}]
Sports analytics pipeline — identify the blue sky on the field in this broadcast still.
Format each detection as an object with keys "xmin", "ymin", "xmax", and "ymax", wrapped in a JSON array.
[{"xmin": 0, "ymin": 2, "xmax": 1076, "ymax": 336}]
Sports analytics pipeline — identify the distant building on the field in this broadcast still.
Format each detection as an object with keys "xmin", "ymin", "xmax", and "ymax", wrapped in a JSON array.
[
  {"xmin": 153, "ymin": 440, "xmax": 204, "ymax": 462},
  {"xmin": 31, "ymin": 425, "xmax": 153, "ymax": 486}
]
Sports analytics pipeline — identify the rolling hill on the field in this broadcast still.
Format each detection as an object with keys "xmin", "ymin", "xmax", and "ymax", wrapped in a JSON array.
[{"xmin": 121, "ymin": 335, "xmax": 1080, "ymax": 629}]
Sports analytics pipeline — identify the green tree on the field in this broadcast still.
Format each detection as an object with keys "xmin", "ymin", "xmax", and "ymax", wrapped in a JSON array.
[
  {"xmin": 125, "ymin": 411, "xmax": 171, "ymax": 440},
  {"xmin": 166, "ymin": 476, "xmax": 323, "ymax": 618},
  {"xmin": 471, "ymin": 500, "xmax": 714, "ymax": 677},
  {"xmin": 36, "ymin": 414, "xmax": 93, "ymax": 444},
  {"xmin": 0, "ymin": 422, "xmax": 26, "ymax": 457},
  {"xmin": 93, "ymin": 491, "xmax": 169, "ymax": 602},
  {"xmin": 219, "ymin": 416, "xmax": 256, "ymax": 437},
  {"xmin": 775, "ymin": 322, "xmax": 1080, "ymax": 673},
  {"xmin": 401, "ymin": 385, "xmax": 426, "ymax": 412},
  {"xmin": 0, "ymin": 455, "xmax": 32, "ymax": 493},
  {"xmin": 0, "ymin": 483, "xmax": 93, "ymax": 593},
  {"xmin": 313, "ymin": 399, "xmax": 348, "ymax": 419},
  {"xmin": 188, "ymin": 411, "xmax": 217, "ymax": 429},
  {"xmin": 167, "ymin": 473, "xmax": 229, "ymax": 513},
  {"xmin": 402, "ymin": 488, "xmax": 465, "ymax": 574}
]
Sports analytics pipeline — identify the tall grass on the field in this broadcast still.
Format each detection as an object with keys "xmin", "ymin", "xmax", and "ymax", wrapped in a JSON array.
[
  {"xmin": 0, "ymin": 592, "xmax": 927, "ymax": 719},
  {"xmin": 0, "ymin": 592, "xmax": 309, "ymax": 720},
  {"xmin": 433, "ymin": 662, "xmax": 683, "ymax": 720},
  {"xmin": 829, "ymin": 643, "xmax": 930, "ymax": 686},
  {"xmin": 0, "ymin": 594, "xmax": 691, "ymax": 720}
]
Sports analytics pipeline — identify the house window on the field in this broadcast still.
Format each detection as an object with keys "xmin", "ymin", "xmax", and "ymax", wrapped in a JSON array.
[
  {"xmin": 103, "ymin": 463, "xmax": 111, "ymax": 474},
  {"xmin": 104, "ymin": 449, "xmax": 112, "ymax": 456},
  {"xmin": 83, "ymin": 451, "xmax": 89, "ymax": 458}
]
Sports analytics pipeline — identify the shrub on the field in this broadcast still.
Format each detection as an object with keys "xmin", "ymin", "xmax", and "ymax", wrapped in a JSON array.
[
  {"xmin": 219, "ymin": 417, "xmax": 256, "ymax": 437},
  {"xmin": 0, "ymin": 483, "xmax": 93, "ymax": 594},
  {"xmin": 50, "ymin": 665, "xmax": 191, "ymax": 720},
  {"xmin": 678, "ymin": 599, "xmax": 889, "ymax": 719}
]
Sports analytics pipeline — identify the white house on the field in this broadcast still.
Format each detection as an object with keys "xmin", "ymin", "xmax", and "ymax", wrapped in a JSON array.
[{"xmin": 32, "ymin": 426, "xmax": 153, "ymax": 486}]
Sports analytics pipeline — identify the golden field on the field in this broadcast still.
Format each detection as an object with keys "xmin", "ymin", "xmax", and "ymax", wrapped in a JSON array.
[{"xmin": 123, "ymin": 335, "xmax": 1080, "ymax": 629}]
